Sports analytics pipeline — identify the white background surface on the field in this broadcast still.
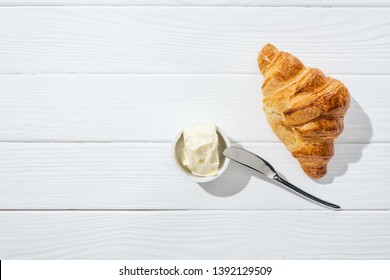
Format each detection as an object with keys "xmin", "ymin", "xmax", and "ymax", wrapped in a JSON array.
[{"xmin": 0, "ymin": 0, "xmax": 389, "ymax": 259}]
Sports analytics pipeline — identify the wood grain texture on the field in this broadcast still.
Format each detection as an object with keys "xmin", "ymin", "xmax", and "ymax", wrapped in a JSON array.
[
  {"xmin": 1, "ymin": 210, "xmax": 390, "ymax": 259},
  {"xmin": 1, "ymin": 0, "xmax": 389, "ymax": 7},
  {"xmin": 0, "ymin": 74, "xmax": 379, "ymax": 142},
  {"xmin": 0, "ymin": 7, "xmax": 389, "ymax": 74},
  {"xmin": 0, "ymin": 142, "xmax": 388, "ymax": 210}
]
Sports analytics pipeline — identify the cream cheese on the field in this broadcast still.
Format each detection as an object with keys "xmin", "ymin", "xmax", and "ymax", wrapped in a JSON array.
[{"xmin": 181, "ymin": 123, "xmax": 220, "ymax": 177}]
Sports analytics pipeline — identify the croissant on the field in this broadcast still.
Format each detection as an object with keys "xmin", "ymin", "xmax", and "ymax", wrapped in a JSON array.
[{"xmin": 258, "ymin": 44, "xmax": 350, "ymax": 179}]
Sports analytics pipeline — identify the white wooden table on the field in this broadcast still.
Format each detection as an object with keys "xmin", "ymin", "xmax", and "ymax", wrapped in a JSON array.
[{"xmin": 1, "ymin": 0, "xmax": 390, "ymax": 259}]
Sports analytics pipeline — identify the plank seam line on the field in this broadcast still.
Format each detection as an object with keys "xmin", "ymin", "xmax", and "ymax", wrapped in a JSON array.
[{"xmin": 0, "ymin": 209, "xmax": 389, "ymax": 212}]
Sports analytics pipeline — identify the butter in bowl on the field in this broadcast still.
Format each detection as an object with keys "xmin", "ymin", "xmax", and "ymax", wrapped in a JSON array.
[{"xmin": 172, "ymin": 123, "xmax": 230, "ymax": 183}]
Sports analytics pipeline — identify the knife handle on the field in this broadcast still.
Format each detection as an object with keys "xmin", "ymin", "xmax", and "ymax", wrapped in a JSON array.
[{"xmin": 273, "ymin": 175, "xmax": 341, "ymax": 210}]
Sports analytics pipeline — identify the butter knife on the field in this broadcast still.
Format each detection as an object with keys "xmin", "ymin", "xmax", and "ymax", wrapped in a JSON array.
[{"xmin": 223, "ymin": 147, "xmax": 341, "ymax": 210}]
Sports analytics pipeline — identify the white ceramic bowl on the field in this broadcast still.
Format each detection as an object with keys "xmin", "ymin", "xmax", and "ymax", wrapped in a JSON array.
[{"xmin": 172, "ymin": 124, "xmax": 231, "ymax": 183}]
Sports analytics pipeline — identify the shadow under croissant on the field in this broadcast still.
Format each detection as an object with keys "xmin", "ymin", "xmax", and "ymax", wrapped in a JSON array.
[{"xmin": 315, "ymin": 96, "xmax": 372, "ymax": 184}]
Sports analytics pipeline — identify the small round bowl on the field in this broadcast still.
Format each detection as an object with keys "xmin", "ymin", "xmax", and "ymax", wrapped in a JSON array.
[{"xmin": 172, "ymin": 124, "xmax": 231, "ymax": 183}]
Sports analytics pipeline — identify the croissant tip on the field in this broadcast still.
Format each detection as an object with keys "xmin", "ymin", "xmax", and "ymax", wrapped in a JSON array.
[
  {"xmin": 260, "ymin": 43, "xmax": 277, "ymax": 53},
  {"xmin": 259, "ymin": 43, "xmax": 280, "ymax": 74},
  {"xmin": 308, "ymin": 173, "xmax": 326, "ymax": 180},
  {"xmin": 303, "ymin": 165, "xmax": 327, "ymax": 179}
]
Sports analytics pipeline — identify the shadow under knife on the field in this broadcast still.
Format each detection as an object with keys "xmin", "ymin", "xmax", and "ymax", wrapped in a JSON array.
[{"xmin": 198, "ymin": 139, "xmax": 290, "ymax": 198}]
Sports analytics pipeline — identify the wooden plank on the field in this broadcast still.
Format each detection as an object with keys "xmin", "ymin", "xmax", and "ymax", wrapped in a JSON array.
[
  {"xmin": 0, "ymin": 7, "xmax": 388, "ymax": 74},
  {"xmin": 0, "ymin": 74, "xmax": 381, "ymax": 142},
  {"xmin": 0, "ymin": 142, "xmax": 388, "ymax": 210},
  {"xmin": 0, "ymin": 0, "xmax": 389, "ymax": 7},
  {"xmin": 1, "ymin": 210, "xmax": 390, "ymax": 259}
]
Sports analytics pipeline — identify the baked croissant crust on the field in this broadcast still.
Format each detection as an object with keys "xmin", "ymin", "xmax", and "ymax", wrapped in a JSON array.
[{"xmin": 258, "ymin": 44, "xmax": 350, "ymax": 179}]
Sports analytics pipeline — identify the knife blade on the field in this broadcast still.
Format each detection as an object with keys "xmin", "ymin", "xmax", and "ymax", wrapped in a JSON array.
[{"xmin": 223, "ymin": 147, "xmax": 341, "ymax": 210}]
